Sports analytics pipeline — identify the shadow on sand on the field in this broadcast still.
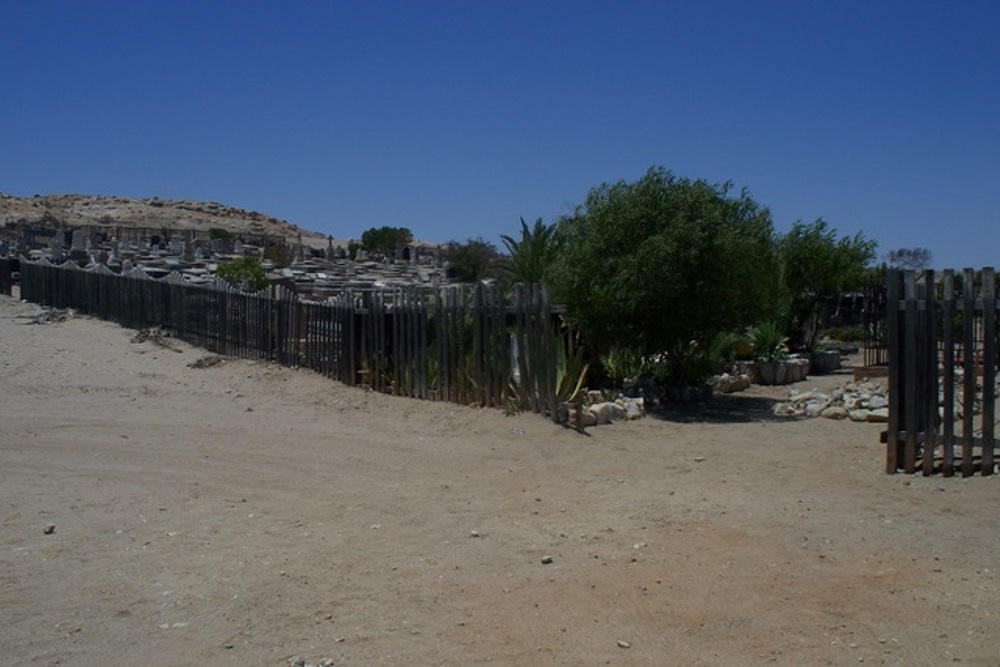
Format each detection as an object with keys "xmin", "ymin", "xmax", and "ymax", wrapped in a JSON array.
[{"xmin": 647, "ymin": 392, "xmax": 791, "ymax": 425}]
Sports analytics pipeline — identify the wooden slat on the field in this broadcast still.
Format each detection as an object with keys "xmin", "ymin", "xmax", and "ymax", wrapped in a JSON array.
[
  {"xmin": 941, "ymin": 271, "xmax": 956, "ymax": 476},
  {"xmin": 922, "ymin": 271, "xmax": 938, "ymax": 475},
  {"xmin": 962, "ymin": 269, "xmax": 976, "ymax": 477},
  {"xmin": 903, "ymin": 271, "xmax": 918, "ymax": 474},
  {"xmin": 885, "ymin": 269, "xmax": 902, "ymax": 473},
  {"xmin": 981, "ymin": 268, "xmax": 996, "ymax": 475}
]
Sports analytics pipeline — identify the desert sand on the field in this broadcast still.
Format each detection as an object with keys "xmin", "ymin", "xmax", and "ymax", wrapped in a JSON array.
[{"xmin": 2, "ymin": 294, "xmax": 998, "ymax": 666}]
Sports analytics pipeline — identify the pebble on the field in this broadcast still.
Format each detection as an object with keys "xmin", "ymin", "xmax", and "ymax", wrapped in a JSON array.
[
  {"xmin": 541, "ymin": 555, "xmax": 553, "ymax": 564},
  {"xmin": 617, "ymin": 640, "xmax": 631, "ymax": 649},
  {"xmin": 43, "ymin": 523, "xmax": 56, "ymax": 535}
]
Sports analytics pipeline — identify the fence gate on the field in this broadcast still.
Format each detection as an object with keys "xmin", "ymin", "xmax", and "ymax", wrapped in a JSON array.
[{"xmin": 885, "ymin": 268, "xmax": 997, "ymax": 476}]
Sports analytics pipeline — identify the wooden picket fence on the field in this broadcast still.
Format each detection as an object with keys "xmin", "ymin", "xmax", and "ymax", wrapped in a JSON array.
[
  {"xmin": 885, "ymin": 268, "xmax": 998, "ymax": 476},
  {"xmin": 16, "ymin": 258, "xmax": 569, "ymax": 421}
]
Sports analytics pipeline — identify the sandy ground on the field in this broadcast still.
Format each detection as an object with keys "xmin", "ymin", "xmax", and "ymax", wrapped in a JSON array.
[{"xmin": 1, "ymin": 295, "xmax": 999, "ymax": 667}]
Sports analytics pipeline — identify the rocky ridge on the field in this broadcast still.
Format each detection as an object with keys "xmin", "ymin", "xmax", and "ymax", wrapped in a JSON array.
[{"xmin": 0, "ymin": 192, "xmax": 334, "ymax": 248}]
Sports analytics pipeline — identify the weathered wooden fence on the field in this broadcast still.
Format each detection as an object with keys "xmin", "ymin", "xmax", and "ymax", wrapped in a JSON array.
[
  {"xmin": 17, "ymin": 258, "xmax": 568, "ymax": 421},
  {"xmin": 863, "ymin": 278, "xmax": 889, "ymax": 368},
  {"xmin": 885, "ymin": 268, "xmax": 998, "ymax": 476}
]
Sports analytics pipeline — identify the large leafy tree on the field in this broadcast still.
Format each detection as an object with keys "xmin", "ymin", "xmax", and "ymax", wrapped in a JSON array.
[
  {"xmin": 443, "ymin": 237, "xmax": 504, "ymax": 283},
  {"xmin": 779, "ymin": 219, "xmax": 877, "ymax": 350},
  {"xmin": 500, "ymin": 216, "xmax": 562, "ymax": 285},
  {"xmin": 360, "ymin": 226, "xmax": 413, "ymax": 259},
  {"xmin": 550, "ymin": 166, "xmax": 783, "ymax": 386}
]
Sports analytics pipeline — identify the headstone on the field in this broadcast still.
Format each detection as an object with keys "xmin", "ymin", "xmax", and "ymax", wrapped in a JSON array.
[
  {"xmin": 233, "ymin": 240, "xmax": 243, "ymax": 256},
  {"xmin": 183, "ymin": 231, "xmax": 195, "ymax": 262},
  {"xmin": 326, "ymin": 236, "xmax": 334, "ymax": 260},
  {"xmin": 71, "ymin": 229, "xmax": 86, "ymax": 251},
  {"xmin": 122, "ymin": 259, "xmax": 134, "ymax": 272},
  {"xmin": 109, "ymin": 239, "xmax": 121, "ymax": 264}
]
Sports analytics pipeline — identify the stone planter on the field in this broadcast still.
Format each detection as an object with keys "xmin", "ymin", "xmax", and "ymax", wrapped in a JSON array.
[
  {"xmin": 752, "ymin": 357, "xmax": 810, "ymax": 385},
  {"xmin": 810, "ymin": 350, "xmax": 842, "ymax": 375}
]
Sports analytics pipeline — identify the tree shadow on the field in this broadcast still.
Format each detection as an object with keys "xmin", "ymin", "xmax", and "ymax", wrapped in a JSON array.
[{"xmin": 646, "ymin": 392, "xmax": 795, "ymax": 425}]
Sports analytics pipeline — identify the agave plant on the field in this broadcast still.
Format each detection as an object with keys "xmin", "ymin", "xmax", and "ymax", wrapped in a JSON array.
[
  {"xmin": 751, "ymin": 321, "xmax": 789, "ymax": 362},
  {"xmin": 555, "ymin": 344, "xmax": 590, "ymax": 403}
]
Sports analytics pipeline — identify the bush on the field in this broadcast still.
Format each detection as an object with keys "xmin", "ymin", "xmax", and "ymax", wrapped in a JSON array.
[
  {"xmin": 822, "ymin": 326, "xmax": 866, "ymax": 343},
  {"xmin": 215, "ymin": 256, "xmax": 269, "ymax": 292}
]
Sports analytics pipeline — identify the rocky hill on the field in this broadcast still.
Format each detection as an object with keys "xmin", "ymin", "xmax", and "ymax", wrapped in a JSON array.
[{"xmin": 0, "ymin": 193, "xmax": 334, "ymax": 247}]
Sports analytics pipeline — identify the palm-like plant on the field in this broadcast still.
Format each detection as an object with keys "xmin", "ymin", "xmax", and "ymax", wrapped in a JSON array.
[{"xmin": 500, "ymin": 217, "xmax": 562, "ymax": 285}]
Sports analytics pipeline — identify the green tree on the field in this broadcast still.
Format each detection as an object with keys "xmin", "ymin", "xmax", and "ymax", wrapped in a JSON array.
[
  {"xmin": 262, "ymin": 242, "xmax": 291, "ymax": 267},
  {"xmin": 550, "ymin": 166, "xmax": 783, "ymax": 387},
  {"xmin": 215, "ymin": 255, "xmax": 270, "ymax": 292},
  {"xmin": 779, "ymin": 219, "xmax": 877, "ymax": 351},
  {"xmin": 360, "ymin": 226, "xmax": 413, "ymax": 259},
  {"xmin": 443, "ymin": 238, "xmax": 504, "ymax": 283},
  {"xmin": 500, "ymin": 216, "xmax": 562, "ymax": 285},
  {"xmin": 884, "ymin": 247, "xmax": 932, "ymax": 271}
]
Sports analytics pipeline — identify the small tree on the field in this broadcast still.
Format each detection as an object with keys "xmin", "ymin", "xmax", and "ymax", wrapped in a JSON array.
[
  {"xmin": 443, "ymin": 238, "xmax": 504, "ymax": 283},
  {"xmin": 779, "ymin": 219, "xmax": 877, "ymax": 351},
  {"xmin": 500, "ymin": 216, "xmax": 561, "ymax": 285},
  {"xmin": 262, "ymin": 242, "xmax": 291, "ymax": 267},
  {"xmin": 884, "ymin": 247, "xmax": 932, "ymax": 271},
  {"xmin": 215, "ymin": 255, "xmax": 270, "ymax": 292},
  {"xmin": 360, "ymin": 226, "xmax": 413, "ymax": 259},
  {"xmin": 550, "ymin": 166, "xmax": 784, "ymax": 387}
]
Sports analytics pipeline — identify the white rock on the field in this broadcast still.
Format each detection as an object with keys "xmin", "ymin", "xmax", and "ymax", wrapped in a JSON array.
[
  {"xmin": 848, "ymin": 409, "xmax": 871, "ymax": 422},
  {"xmin": 821, "ymin": 406, "xmax": 848, "ymax": 419},
  {"xmin": 867, "ymin": 395, "xmax": 889, "ymax": 410},
  {"xmin": 805, "ymin": 401, "xmax": 828, "ymax": 417},
  {"xmin": 867, "ymin": 407, "xmax": 889, "ymax": 422}
]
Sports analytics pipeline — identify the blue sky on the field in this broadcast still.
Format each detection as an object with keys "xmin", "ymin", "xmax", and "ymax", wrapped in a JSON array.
[{"xmin": 2, "ymin": 1, "xmax": 997, "ymax": 268}]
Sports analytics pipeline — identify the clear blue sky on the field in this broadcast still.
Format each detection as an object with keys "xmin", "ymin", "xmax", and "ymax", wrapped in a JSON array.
[{"xmin": 3, "ymin": 1, "xmax": 997, "ymax": 268}]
